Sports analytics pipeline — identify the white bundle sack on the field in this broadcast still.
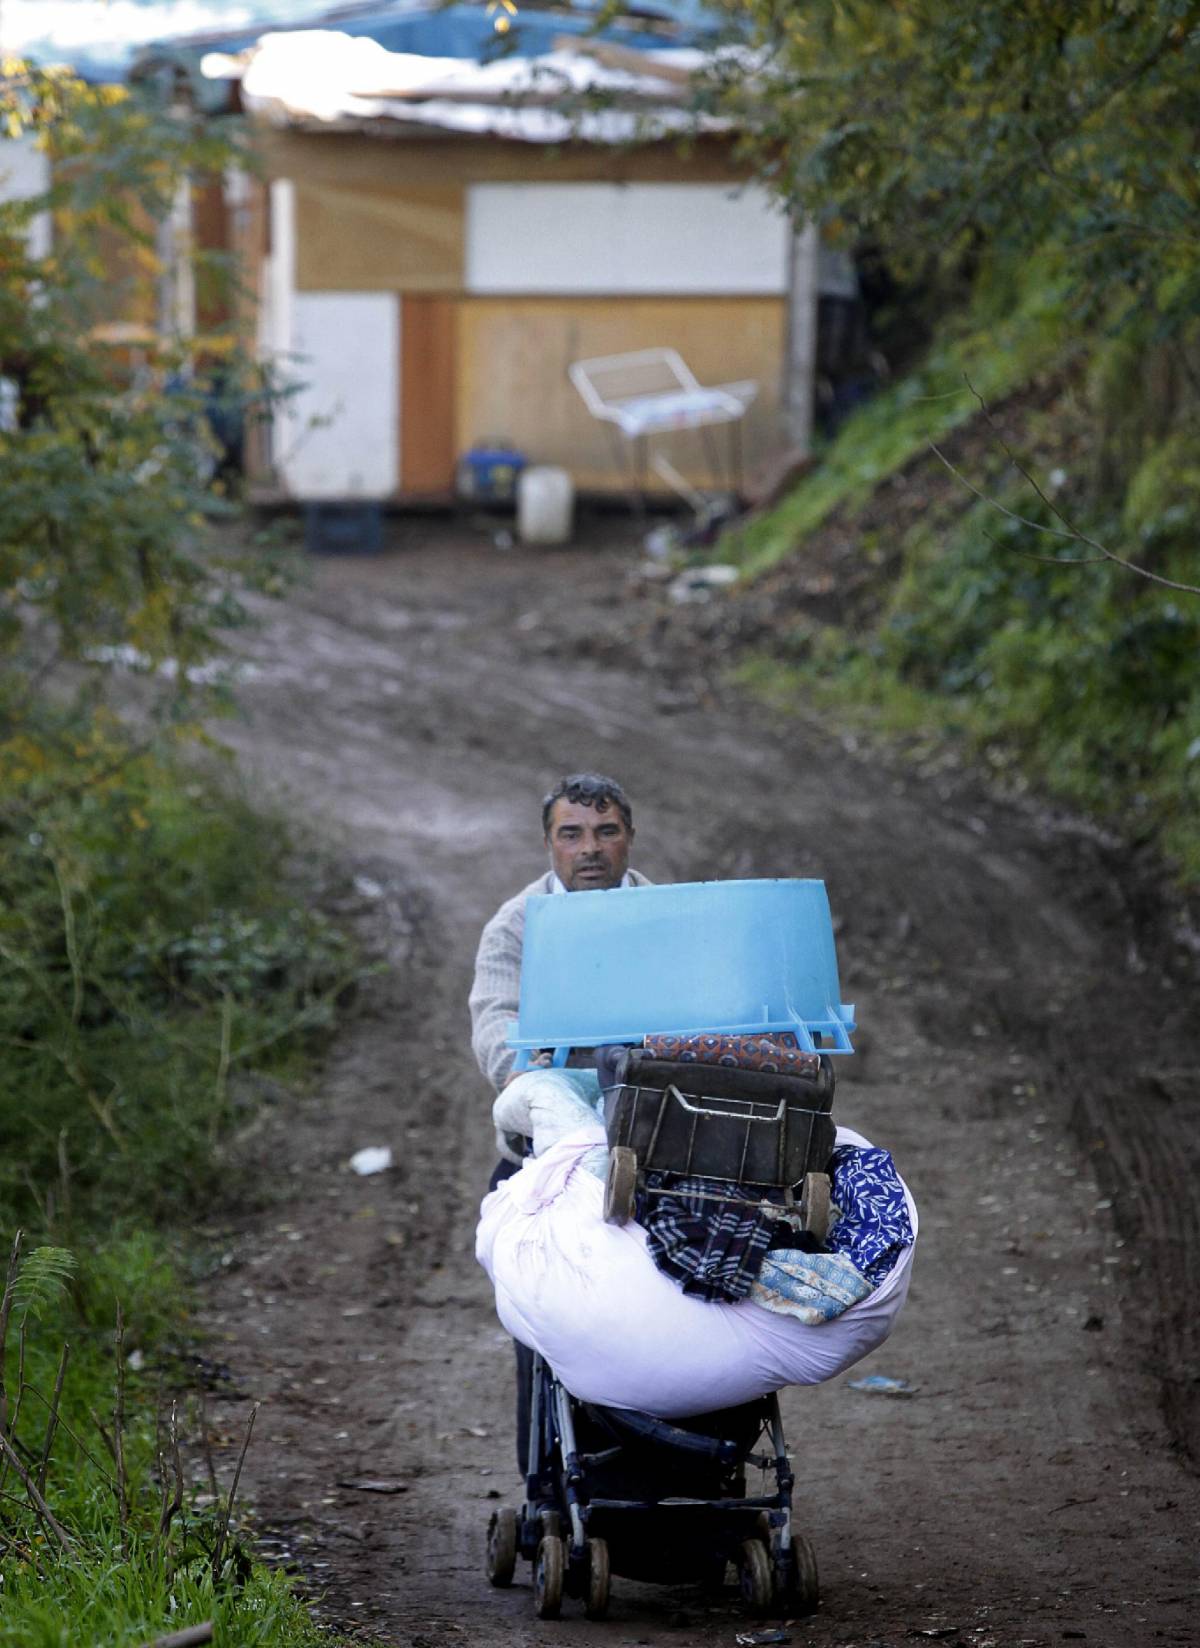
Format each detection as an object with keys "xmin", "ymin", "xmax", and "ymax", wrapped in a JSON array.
[{"xmin": 476, "ymin": 1121, "xmax": 916, "ymax": 1417}]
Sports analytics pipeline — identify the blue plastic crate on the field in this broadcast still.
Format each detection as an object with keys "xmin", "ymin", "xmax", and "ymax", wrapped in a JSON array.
[
  {"xmin": 509, "ymin": 878, "xmax": 856, "ymax": 1069},
  {"xmin": 456, "ymin": 443, "xmax": 526, "ymax": 504},
  {"xmin": 303, "ymin": 501, "xmax": 383, "ymax": 555}
]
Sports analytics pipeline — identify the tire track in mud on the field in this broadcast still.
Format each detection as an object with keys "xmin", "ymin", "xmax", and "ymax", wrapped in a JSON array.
[
  {"xmin": 1063, "ymin": 1062, "xmax": 1200, "ymax": 1462},
  {"xmin": 202, "ymin": 532, "xmax": 1200, "ymax": 1646}
]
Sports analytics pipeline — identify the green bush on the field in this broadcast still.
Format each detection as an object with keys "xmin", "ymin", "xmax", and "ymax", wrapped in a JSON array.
[
  {"xmin": 1, "ymin": 1239, "xmax": 332, "ymax": 1648},
  {"xmin": 738, "ymin": 476, "xmax": 1200, "ymax": 881},
  {"xmin": 1, "ymin": 62, "xmax": 351, "ymax": 1643},
  {"xmin": 1, "ymin": 735, "xmax": 354, "ymax": 1232},
  {"xmin": 1, "ymin": 738, "xmax": 359, "ymax": 1644}
]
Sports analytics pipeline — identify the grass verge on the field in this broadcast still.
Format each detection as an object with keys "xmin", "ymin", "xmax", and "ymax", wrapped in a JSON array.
[{"xmin": 730, "ymin": 468, "xmax": 1200, "ymax": 883}]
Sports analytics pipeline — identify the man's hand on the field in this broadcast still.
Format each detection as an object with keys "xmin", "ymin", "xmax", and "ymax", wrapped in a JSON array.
[{"xmin": 503, "ymin": 1051, "xmax": 553, "ymax": 1086}]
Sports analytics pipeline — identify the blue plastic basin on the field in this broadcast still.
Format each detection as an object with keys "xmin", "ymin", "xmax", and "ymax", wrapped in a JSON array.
[{"xmin": 509, "ymin": 878, "xmax": 855, "ymax": 1067}]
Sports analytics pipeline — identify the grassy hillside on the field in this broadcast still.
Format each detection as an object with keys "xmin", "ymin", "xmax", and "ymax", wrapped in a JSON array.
[{"xmin": 718, "ymin": 278, "xmax": 1200, "ymax": 884}]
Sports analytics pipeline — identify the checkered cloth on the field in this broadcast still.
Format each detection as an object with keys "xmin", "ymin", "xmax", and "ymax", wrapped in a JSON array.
[{"xmin": 641, "ymin": 1173, "xmax": 800, "ymax": 1302}]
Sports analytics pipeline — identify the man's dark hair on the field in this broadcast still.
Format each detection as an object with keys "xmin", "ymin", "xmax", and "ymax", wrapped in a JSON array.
[{"xmin": 542, "ymin": 772, "xmax": 633, "ymax": 835}]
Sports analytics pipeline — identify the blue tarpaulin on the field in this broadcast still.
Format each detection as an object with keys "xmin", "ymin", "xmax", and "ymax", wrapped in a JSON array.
[{"xmin": 21, "ymin": 1, "xmax": 730, "ymax": 83}]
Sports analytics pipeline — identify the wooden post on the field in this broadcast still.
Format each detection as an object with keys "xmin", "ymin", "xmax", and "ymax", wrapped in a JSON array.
[{"xmin": 782, "ymin": 219, "xmax": 819, "ymax": 455}]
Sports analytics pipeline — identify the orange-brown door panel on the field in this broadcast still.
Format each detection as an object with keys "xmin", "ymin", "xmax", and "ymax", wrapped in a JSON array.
[{"xmin": 400, "ymin": 295, "xmax": 456, "ymax": 497}]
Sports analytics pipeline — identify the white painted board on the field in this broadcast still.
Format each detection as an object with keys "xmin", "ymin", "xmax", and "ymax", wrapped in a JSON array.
[
  {"xmin": 260, "ymin": 178, "xmax": 296, "ymax": 360},
  {"xmin": 466, "ymin": 183, "xmax": 789, "ymax": 295},
  {"xmin": 0, "ymin": 134, "xmax": 51, "ymax": 257},
  {"xmin": 278, "ymin": 291, "xmax": 399, "ymax": 500}
]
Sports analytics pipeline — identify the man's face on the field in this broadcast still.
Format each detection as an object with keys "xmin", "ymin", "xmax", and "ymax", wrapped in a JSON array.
[{"xmin": 545, "ymin": 797, "xmax": 634, "ymax": 891}]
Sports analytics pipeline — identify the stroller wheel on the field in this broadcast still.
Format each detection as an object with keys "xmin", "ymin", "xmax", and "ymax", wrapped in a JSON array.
[
  {"xmin": 604, "ymin": 1146, "xmax": 638, "ymax": 1225},
  {"xmin": 534, "ymin": 1533, "xmax": 565, "ymax": 1619},
  {"xmin": 738, "ymin": 1538, "xmax": 772, "ymax": 1618},
  {"xmin": 584, "ymin": 1536, "xmax": 611, "ymax": 1620},
  {"xmin": 790, "ymin": 1533, "xmax": 820, "ymax": 1615},
  {"xmin": 485, "ymin": 1507, "xmax": 518, "ymax": 1587},
  {"xmin": 771, "ymin": 1530, "xmax": 819, "ymax": 1615},
  {"xmin": 800, "ymin": 1172, "xmax": 831, "ymax": 1242}
]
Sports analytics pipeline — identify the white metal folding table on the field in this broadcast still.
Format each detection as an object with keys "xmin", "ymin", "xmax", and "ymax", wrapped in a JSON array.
[{"xmin": 568, "ymin": 347, "xmax": 757, "ymax": 507}]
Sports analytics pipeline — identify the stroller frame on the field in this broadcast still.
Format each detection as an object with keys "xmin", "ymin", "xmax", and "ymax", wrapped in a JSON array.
[{"xmin": 486, "ymin": 1351, "xmax": 818, "ymax": 1620}]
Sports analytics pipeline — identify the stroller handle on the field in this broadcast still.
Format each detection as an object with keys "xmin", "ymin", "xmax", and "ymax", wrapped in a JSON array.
[{"xmin": 666, "ymin": 1084, "xmax": 787, "ymax": 1124}]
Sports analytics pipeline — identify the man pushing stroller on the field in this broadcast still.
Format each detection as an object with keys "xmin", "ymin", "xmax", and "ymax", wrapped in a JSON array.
[
  {"xmin": 470, "ymin": 769, "xmax": 650, "ymax": 1174},
  {"xmin": 468, "ymin": 772, "xmax": 917, "ymax": 1620}
]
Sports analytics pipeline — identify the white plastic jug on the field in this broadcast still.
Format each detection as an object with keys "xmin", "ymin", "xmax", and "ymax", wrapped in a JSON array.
[{"xmin": 517, "ymin": 466, "xmax": 574, "ymax": 546}]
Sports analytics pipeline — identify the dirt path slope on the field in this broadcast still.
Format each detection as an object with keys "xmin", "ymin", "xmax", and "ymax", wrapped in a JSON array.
[{"xmin": 201, "ymin": 521, "xmax": 1199, "ymax": 1648}]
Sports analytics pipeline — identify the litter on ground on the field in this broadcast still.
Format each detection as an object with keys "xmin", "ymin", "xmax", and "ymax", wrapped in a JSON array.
[
  {"xmin": 349, "ymin": 1146, "xmax": 394, "ymax": 1176},
  {"xmin": 847, "ymin": 1373, "xmax": 914, "ymax": 1395}
]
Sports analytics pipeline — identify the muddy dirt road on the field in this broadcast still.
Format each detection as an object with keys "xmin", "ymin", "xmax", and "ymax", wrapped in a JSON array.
[{"xmin": 202, "ymin": 520, "xmax": 1199, "ymax": 1648}]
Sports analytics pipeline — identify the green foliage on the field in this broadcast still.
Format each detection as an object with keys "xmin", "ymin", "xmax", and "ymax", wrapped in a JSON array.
[
  {"xmin": 5, "ymin": 1247, "xmax": 76, "ymax": 1325},
  {"xmin": 739, "ymin": 474, "xmax": 1200, "ymax": 880},
  {"xmin": 1, "ymin": 61, "xmax": 287, "ymax": 799},
  {"xmin": 874, "ymin": 488, "xmax": 1200, "ymax": 874},
  {"xmin": 1, "ymin": 62, "xmax": 353, "ymax": 1645},
  {"xmin": 716, "ymin": 0, "xmax": 1200, "ymax": 340},
  {"xmin": 0, "ymin": 739, "xmax": 356, "ymax": 1232},
  {"xmin": 707, "ymin": 3, "xmax": 1200, "ymax": 880},
  {"xmin": 0, "ymin": 58, "xmax": 338, "ymax": 1232},
  {"xmin": 0, "ymin": 740, "xmax": 357, "ymax": 1644},
  {"xmin": 1, "ymin": 1239, "xmax": 332, "ymax": 1647}
]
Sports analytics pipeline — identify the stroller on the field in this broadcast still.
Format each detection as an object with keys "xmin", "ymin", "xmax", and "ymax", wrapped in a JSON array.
[
  {"xmin": 485, "ymin": 879, "xmax": 855, "ymax": 1621},
  {"xmin": 486, "ymin": 1354, "xmax": 818, "ymax": 1620}
]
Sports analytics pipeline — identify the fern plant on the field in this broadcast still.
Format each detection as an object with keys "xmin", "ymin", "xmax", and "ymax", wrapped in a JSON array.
[{"xmin": 7, "ymin": 1244, "xmax": 78, "ymax": 1326}]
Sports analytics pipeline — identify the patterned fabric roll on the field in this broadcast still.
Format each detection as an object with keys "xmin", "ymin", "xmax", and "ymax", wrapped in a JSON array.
[{"xmin": 643, "ymin": 1030, "xmax": 821, "ymax": 1078}]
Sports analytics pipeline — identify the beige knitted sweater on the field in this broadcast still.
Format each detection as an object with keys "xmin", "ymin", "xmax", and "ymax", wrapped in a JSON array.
[{"xmin": 469, "ymin": 868, "xmax": 653, "ymax": 1161}]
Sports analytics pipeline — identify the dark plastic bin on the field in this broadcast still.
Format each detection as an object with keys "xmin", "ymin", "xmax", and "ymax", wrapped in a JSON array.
[{"xmin": 303, "ymin": 501, "xmax": 383, "ymax": 555}]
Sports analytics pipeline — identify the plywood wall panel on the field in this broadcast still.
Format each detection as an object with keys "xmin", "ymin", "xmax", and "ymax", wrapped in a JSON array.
[
  {"xmin": 295, "ymin": 182, "xmax": 463, "ymax": 292},
  {"xmin": 455, "ymin": 296, "xmax": 786, "ymax": 493}
]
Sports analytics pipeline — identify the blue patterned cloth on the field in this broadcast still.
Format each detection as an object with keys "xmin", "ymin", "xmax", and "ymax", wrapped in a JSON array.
[
  {"xmin": 750, "ymin": 1145, "xmax": 914, "ymax": 1323},
  {"xmin": 751, "ymin": 1249, "xmax": 875, "ymax": 1323},
  {"xmin": 824, "ymin": 1145, "xmax": 913, "ymax": 1284}
]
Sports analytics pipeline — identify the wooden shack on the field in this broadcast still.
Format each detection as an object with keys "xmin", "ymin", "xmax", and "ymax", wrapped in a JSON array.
[{"xmin": 206, "ymin": 27, "xmax": 816, "ymax": 504}]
